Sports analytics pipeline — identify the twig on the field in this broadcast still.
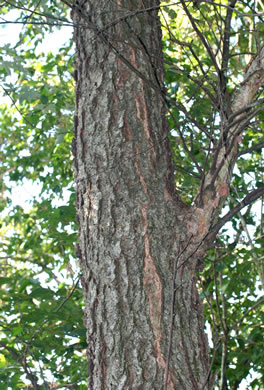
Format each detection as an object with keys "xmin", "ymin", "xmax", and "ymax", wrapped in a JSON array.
[
  {"xmin": 164, "ymin": 235, "xmax": 193, "ymax": 390},
  {"xmin": 230, "ymin": 296, "xmax": 264, "ymax": 330},
  {"xmin": 210, "ymin": 187, "xmax": 264, "ymax": 237}
]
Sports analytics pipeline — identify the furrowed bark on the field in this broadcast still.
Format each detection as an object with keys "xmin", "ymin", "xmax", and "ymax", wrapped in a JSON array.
[{"xmin": 72, "ymin": 1, "xmax": 211, "ymax": 388}]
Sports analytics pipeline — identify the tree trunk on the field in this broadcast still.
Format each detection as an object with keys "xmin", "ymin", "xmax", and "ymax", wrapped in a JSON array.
[{"xmin": 72, "ymin": 1, "xmax": 212, "ymax": 388}]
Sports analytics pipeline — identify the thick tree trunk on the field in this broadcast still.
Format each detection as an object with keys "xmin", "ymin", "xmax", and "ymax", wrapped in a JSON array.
[{"xmin": 72, "ymin": 1, "xmax": 211, "ymax": 388}]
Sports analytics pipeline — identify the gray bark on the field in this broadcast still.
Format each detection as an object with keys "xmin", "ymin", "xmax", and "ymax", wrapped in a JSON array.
[{"xmin": 72, "ymin": 1, "xmax": 211, "ymax": 388}]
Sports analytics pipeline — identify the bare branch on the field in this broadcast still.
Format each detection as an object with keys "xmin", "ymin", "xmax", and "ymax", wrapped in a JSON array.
[
  {"xmin": 221, "ymin": 0, "xmax": 237, "ymax": 74},
  {"xmin": 179, "ymin": 0, "xmax": 221, "ymax": 75},
  {"xmin": 210, "ymin": 187, "xmax": 264, "ymax": 237},
  {"xmin": 0, "ymin": 342, "xmax": 41, "ymax": 390},
  {"xmin": 228, "ymin": 98, "xmax": 264, "ymax": 123},
  {"xmin": 164, "ymin": 61, "xmax": 218, "ymax": 107},
  {"xmin": 238, "ymin": 142, "xmax": 264, "ymax": 156},
  {"xmin": 4, "ymin": 0, "xmax": 71, "ymax": 24},
  {"xmin": 231, "ymin": 296, "xmax": 264, "ymax": 330}
]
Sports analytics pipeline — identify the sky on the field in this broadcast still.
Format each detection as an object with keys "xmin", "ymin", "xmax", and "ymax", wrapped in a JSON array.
[{"xmin": 0, "ymin": 9, "xmax": 73, "ymax": 211}]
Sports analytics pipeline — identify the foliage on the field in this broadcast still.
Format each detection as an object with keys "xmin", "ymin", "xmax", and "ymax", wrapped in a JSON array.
[
  {"xmin": 0, "ymin": 1, "xmax": 87, "ymax": 388},
  {"xmin": 0, "ymin": 0, "xmax": 263, "ymax": 388}
]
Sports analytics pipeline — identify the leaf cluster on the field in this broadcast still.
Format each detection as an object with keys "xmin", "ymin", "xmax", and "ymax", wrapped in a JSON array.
[{"xmin": 0, "ymin": 1, "xmax": 87, "ymax": 388}]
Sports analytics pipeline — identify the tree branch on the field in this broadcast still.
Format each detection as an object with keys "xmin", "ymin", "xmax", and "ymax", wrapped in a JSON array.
[
  {"xmin": 231, "ymin": 296, "xmax": 264, "ymax": 330},
  {"xmin": 0, "ymin": 342, "xmax": 41, "ymax": 390},
  {"xmin": 238, "ymin": 142, "xmax": 264, "ymax": 156},
  {"xmin": 180, "ymin": 0, "xmax": 221, "ymax": 75},
  {"xmin": 221, "ymin": 0, "xmax": 237, "ymax": 74},
  {"xmin": 210, "ymin": 187, "xmax": 264, "ymax": 237}
]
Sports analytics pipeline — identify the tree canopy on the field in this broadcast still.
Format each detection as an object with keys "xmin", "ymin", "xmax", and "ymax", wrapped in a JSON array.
[{"xmin": 0, "ymin": 1, "xmax": 264, "ymax": 389}]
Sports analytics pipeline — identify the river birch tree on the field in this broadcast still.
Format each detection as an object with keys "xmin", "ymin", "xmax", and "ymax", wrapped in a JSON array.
[
  {"xmin": 1, "ymin": 0, "xmax": 264, "ymax": 388},
  {"xmin": 71, "ymin": 1, "xmax": 264, "ymax": 388}
]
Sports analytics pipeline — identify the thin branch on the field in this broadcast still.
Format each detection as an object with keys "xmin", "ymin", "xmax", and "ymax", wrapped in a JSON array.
[
  {"xmin": 225, "ymin": 107, "xmax": 264, "ymax": 148},
  {"xmin": 179, "ymin": 0, "xmax": 221, "ymax": 75},
  {"xmin": 0, "ymin": 19, "xmax": 73, "ymax": 26},
  {"xmin": 219, "ymin": 271, "xmax": 228, "ymax": 390},
  {"xmin": 228, "ymin": 98, "xmax": 264, "ymax": 123},
  {"xmin": 199, "ymin": 278, "xmax": 220, "ymax": 389},
  {"xmin": 221, "ymin": 0, "xmax": 237, "ymax": 74},
  {"xmin": 170, "ymin": 99, "xmax": 212, "ymax": 139},
  {"xmin": 231, "ymin": 296, "xmax": 264, "ymax": 330},
  {"xmin": 3, "ymin": 0, "xmax": 71, "ymax": 24},
  {"xmin": 238, "ymin": 142, "xmax": 264, "ymax": 157},
  {"xmin": 164, "ymin": 61, "xmax": 218, "ymax": 107},
  {"xmin": 0, "ymin": 342, "xmax": 41, "ymax": 390},
  {"xmin": 210, "ymin": 187, "xmax": 264, "ymax": 237},
  {"xmin": 164, "ymin": 235, "xmax": 194, "ymax": 390},
  {"xmin": 208, "ymin": 106, "xmax": 263, "ymax": 189}
]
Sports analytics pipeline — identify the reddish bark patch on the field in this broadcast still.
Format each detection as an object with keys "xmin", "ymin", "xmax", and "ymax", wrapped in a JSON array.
[
  {"xmin": 141, "ymin": 204, "xmax": 174, "ymax": 389},
  {"xmin": 134, "ymin": 145, "xmax": 148, "ymax": 194},
  {"xmin": 217, "ymin": 182, "xmax": 229, "ymax": 197},
  {"xmin": 164, "ymin": 186, "xmax": 174, "ymax": 201},
  {"xmin": 123, "ymin": 113, "xmax": 133, "ymax": 141}
]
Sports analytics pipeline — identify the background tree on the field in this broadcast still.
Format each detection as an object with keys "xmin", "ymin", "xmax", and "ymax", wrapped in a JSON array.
[{"xmin": 0, "ymin": 0, "xmax": 264, "ymax": 389}]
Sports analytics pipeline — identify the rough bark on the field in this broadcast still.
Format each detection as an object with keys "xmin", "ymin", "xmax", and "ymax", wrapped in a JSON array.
[{"xmin": 71, "ymin": 1, "xmax": 264, "ymax": 389}]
